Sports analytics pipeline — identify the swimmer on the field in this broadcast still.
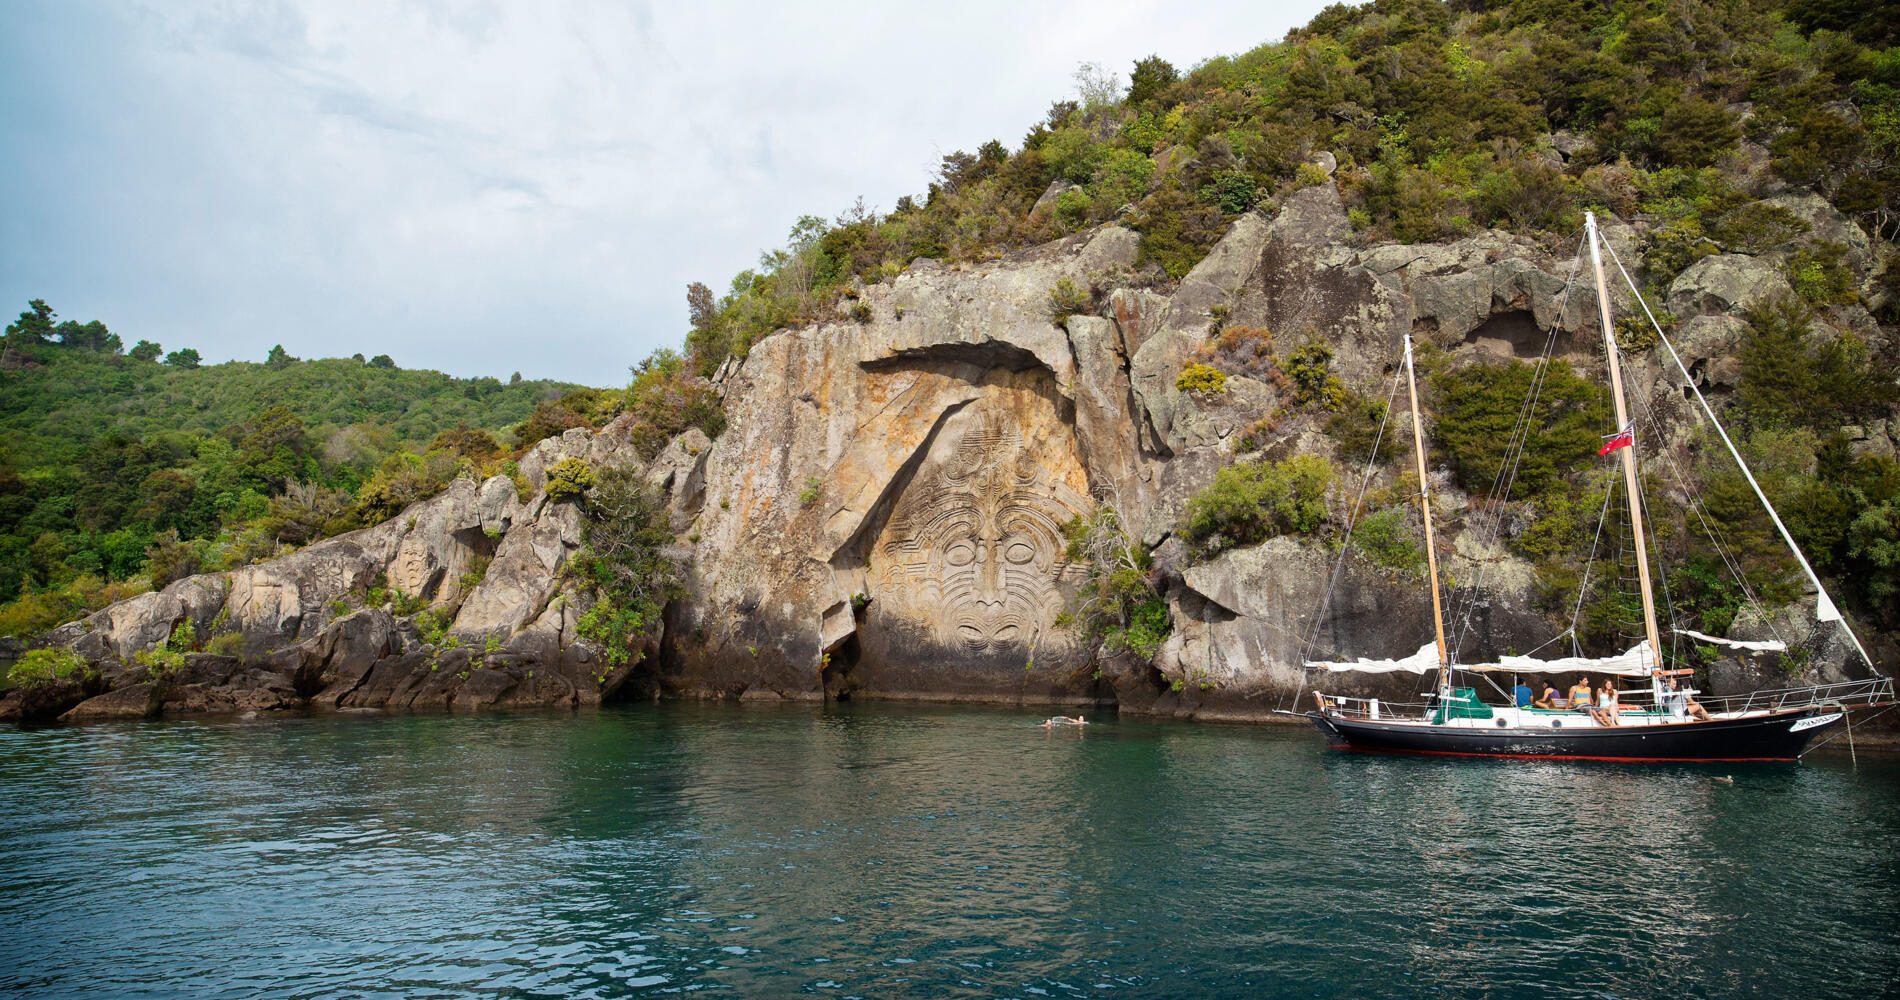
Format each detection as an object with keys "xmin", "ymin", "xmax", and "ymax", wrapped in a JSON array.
[{"xmin": 1038, "ymin": 715, "xmax": 1087, "ymax": 727}]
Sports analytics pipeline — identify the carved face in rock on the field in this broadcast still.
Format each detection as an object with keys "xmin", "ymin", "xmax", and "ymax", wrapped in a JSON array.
[{"xmin": 873, "ymin": 416, "xmax": 1082, "ymax": 654}]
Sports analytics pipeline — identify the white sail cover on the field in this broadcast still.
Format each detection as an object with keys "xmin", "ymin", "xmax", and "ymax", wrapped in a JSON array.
[
  {"xmin": 1309, "ymin": 643, "xmax": 1654, "ymax": 676},
  {"xmin": 1673, "ymin": 628, "xmax": 1787, "ymax": 653}
]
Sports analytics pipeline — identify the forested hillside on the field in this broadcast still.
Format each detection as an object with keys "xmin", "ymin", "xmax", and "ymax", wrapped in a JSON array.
[
  {"xmin": 6, "ymin": 0, "xmax": 1900, "ymax": 652},
  {"xmin": 663, "ymin": 0, "xmax": 1900, "ymax": 643},
  {"xmin": 0, "ymin": 302, "xmax": 588, "ymax": 635}
]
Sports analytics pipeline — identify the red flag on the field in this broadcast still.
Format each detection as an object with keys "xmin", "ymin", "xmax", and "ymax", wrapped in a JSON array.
[{"xmin": 1598, "ymin": 427, "xmax": 1634, "ymax": 455}]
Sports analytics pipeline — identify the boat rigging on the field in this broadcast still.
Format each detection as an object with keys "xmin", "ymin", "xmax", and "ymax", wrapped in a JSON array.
[{"xmin": 1287, "ymin": 212, "xmax": 1894, "ymax": 761}]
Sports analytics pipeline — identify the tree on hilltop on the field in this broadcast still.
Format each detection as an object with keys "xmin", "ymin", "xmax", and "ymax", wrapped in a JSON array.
[
  {"xmin": 5, "ymin": 300, "xmax": 55, "ymax": 346},
  {"xmin": 57, "ymin": 320, "xmax": 120, "ymax": 353}
]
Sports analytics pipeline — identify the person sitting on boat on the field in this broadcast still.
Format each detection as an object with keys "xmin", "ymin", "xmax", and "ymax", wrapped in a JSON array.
[
  {"xmin": 1514, "ymin": 681, "xmax": 1535, "ymax": 708},
  {"xmin": 1664, "ymin": 678, "xmax": 1713, "ymax": 723},
  {"xmin": 1567, "ymin": 679, "xmax": 1594, "ymax": 716},
  {"xmin": 1595, "ymin": 678, "xmax": 1621, "ymax": 726},
  {"xmin": 1533, "ymin": 683, "xmax": 1563, "ymax": 710}
]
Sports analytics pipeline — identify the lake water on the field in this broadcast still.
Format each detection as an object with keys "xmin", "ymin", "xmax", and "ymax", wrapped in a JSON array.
[{"xmin": 1, "ymin": 703, "xmax": 1896, "ymax": 999}]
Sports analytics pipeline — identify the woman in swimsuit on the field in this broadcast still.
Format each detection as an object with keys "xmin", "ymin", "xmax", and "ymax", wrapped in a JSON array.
[{"xmin": 1595, "ymin": 678, "xmax": 1620, "ymax": 727}]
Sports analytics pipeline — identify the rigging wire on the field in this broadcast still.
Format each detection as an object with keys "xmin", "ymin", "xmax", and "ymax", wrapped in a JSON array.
[
  {"xmin": 1597, "ymin": 235, "xmax": 1864, "ymax": 663},
  {"xmin": 1287, "ymin": 362, "xmax": 1406, "ymax": 711},
  {"xmin": 1445, "ymin": 231, "xmax": 1589, "ymax": 659},
  {"xmin": 1566, "ymin": 465, "xmax": 1622, "ymax": 657},
  {"xmin": 1611, "ymin": 266, "xmax": 1786, "ymax": 650},
  {"xmin": 1620, "ymin": 341, "xmax": 1786, "ymax": 648}
]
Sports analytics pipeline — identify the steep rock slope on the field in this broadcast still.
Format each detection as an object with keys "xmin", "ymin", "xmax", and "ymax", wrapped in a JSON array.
[{"xmin": 12, "ymin": 181, "xmax": 1892, "ymax": 721}]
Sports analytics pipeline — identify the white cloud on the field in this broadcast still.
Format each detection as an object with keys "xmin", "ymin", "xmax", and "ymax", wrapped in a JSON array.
[{"xmin": 1, "ymin": 0, "xmax": 1330, "ymax": 384}]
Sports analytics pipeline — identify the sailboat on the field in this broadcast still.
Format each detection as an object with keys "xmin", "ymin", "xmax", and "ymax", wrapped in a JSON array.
[{"xmin": 1290, "ymin": 212, "xmax": 1894, "ymax": 761}]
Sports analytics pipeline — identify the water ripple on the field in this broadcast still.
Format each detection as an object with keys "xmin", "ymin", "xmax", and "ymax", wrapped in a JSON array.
[{"xmin": 0, "ymin": 705, "xmax": 1895, "ymax": 998}]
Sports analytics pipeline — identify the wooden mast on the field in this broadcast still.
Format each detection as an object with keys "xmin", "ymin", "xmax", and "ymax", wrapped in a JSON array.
[
  {"xmin": 1586, "ymin": 212, "xmax": 1664, "ymax": 685},
  {"xmin": 1404, "ymin": 334, "xmax": 1451, "ymax": 698}
]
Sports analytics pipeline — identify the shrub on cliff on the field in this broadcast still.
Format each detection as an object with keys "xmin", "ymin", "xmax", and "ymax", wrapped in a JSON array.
[
  {"xmin": 353, "ymin": 451, "xmax": 459, "ymax": 523},
  {"xmin": 1181, "ymin": 454, "xmax": 1334, "ymax": 559},
  {"xmin": 544, "ymin": 458, "xmax": 596, "ymax": 504},
  {"xmin": 1175, "ymin": 363, "xmax": 1228, "ymax": 395},
  {"xmin": 7, "ymin": 648, "xmax": 93, "ymax": 689},
  {"xmin": 1058, "ymin": 500, "xmax": 1169, "ymax": 661},
  {"xmin": 1046, "ymin": 277, "xmax": 1092, "ymax": 325},
  {"xmin": 1349, "ymin": 507, "xmax": 1424, "ymax": 572},
  {"xmin": 1736, "ymin": 296, "xmax": 1885, "ymax": 433},
  {"xmin": 1431, "ymin": 357, "xmax": 1608, "ymax": 498},
  {"xmin": 571, "ymin": 466, "xmax": 681, "ymax": 670},
  {"xmin": 624, "ymin": 350, "xmax": 726, "ymax": 459}
]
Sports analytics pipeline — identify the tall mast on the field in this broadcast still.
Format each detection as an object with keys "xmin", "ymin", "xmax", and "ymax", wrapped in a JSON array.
[
  {"xmin": 1404, "ymin": 334, "xmax": 1451, "ymax": 696},
  {"xmin": 1586, "ymin": 212, "xmax": 1664, "ymax": 679}
]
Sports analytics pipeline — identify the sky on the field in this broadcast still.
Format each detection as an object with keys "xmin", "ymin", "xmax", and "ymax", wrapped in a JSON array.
[{"xmin": 1, "ymin": 0, "xmax": 1333, "ymax": 386}]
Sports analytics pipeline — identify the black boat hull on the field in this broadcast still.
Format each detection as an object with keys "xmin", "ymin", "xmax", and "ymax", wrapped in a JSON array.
[{"xmin": 1305, "ymin": 707, "xmax": 1842, "ymax": 761}]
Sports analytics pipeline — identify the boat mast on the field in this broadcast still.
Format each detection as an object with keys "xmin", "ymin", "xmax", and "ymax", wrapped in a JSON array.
[
  {"xmin": 1403, "ymin": 334, "xmax": 1452, "ymax": 698},
  {"xmin": 1585, "ymin": 212, "xmax": 1664, "ymax": 689}
]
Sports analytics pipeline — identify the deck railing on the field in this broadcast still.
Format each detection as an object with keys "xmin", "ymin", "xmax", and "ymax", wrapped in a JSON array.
[
  {"xmin": 1314, "ymin": 676, "xmax": 1894, "ymax": 721},
  {"xmin": 1697, "ymin": 676, "xmax": 1894, "ymax": 716}
]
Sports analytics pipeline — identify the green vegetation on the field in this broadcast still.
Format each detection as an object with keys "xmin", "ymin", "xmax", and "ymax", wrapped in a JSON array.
[
  {"xmin": 1351, "ymin": 507, "xmax": 1425, "ymax": 572},
  {"xmin": 1047, "ymin": 278, "xmax": 1093, "ymax": 325},
  {"xmin": 544, "ymin": 458, "xmax": 596, "ymax": 504},
  {"xmin": 5, "ymin": 648, "xmax": 93, "ymax": 689},
  {"xmin": 1432, "ymin": 356, "xmax": 1610, "ymax": 497},
  {"xmin": 1059, "ymin": 502, "xmax": 1170, "ymax": 660},
  {"xmin": 0, "ymin": 297, "xmax": 731, "ymax": 639},
  {"xmin": 571, "ymin": 466, "xmax": 682, "ymax": 672},
  {"xmin": 1181, "ymin": 454, "xmax": 1335, "ymax": 558},
  {"xmin": 1174, "ymin": 363, "xmax": 1229, "ymax": 395}
]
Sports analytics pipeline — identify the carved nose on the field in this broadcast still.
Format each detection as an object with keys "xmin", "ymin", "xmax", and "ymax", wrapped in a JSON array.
[{"xmin": 977, "ymin": 538, "xmax": 1001, "ymax": 593}]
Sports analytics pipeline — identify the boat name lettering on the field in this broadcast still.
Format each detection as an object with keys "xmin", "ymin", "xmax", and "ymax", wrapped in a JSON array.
[{"xmin": 1788, "ymin": 713, "xmax": 1843, "ymax": 733}]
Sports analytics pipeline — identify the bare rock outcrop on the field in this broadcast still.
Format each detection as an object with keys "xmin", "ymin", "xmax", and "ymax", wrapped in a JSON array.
[{"xmin": 19, "ymin": 187, "xmax": 1885, "ymax": 724}]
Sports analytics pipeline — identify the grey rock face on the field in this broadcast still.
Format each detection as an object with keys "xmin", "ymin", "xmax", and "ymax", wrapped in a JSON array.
[
  {"xmin": 33, "ymin": 206, "xmax": 1880, "ymax": 723},
  {"xmin": 1668, "ymin": 254, "xmax": 1797, "ymax": 316}
]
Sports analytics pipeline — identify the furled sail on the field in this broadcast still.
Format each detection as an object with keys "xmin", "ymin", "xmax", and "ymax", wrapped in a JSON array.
[
  {"xmin": 1673, "ymin": 628, "xmax": 1787, "ymax": 653},
  {"xmin": 1309, "ymin": 643, "xmax": 1654, "ymax": 676}
]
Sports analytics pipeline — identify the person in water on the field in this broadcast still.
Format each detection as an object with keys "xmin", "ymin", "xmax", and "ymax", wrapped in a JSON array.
[
  {"xmin": 1595, "ymin": 678, "xmax": 1621, "ymax": 726},
  {"xmin": 1040, "ymin": 715, "xmax": 1086, "ymax": 728}
]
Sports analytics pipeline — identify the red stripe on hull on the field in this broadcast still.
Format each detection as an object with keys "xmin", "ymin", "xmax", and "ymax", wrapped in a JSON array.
[{"xmin": 1343, "ymin": 745, "xmax": 1795, "ymax": 763}]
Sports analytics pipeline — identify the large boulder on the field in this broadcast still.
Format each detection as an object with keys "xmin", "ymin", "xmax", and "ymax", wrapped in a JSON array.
[{"xmin": 1667, "ymin": 254, "xmax": 1797, "ymax": 316}]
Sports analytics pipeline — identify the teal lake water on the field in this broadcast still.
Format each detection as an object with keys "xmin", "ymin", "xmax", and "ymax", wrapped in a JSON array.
[{"xmin": 1, "ymin": 703, "xmax": 1896, "ymax": 999}]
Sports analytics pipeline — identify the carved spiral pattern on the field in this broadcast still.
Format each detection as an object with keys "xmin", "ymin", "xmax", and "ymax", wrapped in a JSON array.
[{"xmin": 873, "ymin": 409, "xmax": 1081, "ymax": 654}]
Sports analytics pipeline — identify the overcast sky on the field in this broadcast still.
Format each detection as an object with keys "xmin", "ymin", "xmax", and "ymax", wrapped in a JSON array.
[{"xmin": 2, "ymin": 1, "xmax": 1331, "ymax": 385}]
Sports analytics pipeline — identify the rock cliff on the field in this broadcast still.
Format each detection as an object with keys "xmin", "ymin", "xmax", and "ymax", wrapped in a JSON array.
[{"xmin": 9, "ymin": 182, "xmax": 1893, "ymax": 723}]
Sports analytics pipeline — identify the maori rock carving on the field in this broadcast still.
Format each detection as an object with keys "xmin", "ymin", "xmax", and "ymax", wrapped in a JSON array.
[{"xmin": 869, "ymin": 401, "xmax": 1088, "ymax": 657}]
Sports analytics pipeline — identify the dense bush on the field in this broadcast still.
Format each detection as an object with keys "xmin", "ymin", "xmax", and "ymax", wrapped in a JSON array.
[
  {"xmin": 1432, "ymin": 357, "xmax": 1609, "ymax": 498},
  {"xmin": 1181, "ymin": 454, "xmax": 1334, "ymax": 558},
  {"xmin": 1058, "ymin": 502, "xmax": 1170, "ymax": 661},
  {"xmin": 6, "ymin": 648, "xmax": 93, "ymax": 689},
  {"xmin": 1175, "ymin": 363, "xmax": 1228, "ymax": 395},
  {"xmin": 544, "ymin": 458, "xmax": 596, "ymax": 504},
  {"xmin": 1351, "ymin": 507, "xmax": 1424, "ymax": 572},
  {"xmin": 571, "ymin": 467, "xmax": 681, "ymax": 674}
]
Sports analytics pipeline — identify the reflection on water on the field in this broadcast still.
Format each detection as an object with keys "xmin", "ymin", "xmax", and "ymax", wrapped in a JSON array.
[{"xmin": 0, "ymin": 704, "xmax": 1895, "ymax": 999}]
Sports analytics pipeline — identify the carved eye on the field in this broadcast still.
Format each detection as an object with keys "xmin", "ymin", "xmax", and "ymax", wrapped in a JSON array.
[
  {"xmin": 993, "ymin": 624, "xmax": 1020, "ymax": 643},
  {"xmin": 1004, "ymin": 541, "xmax": 1037, "ymax": 565},
  {"xmin": 944, "ymin": 541, "xmax": 977, "ymax": 566}
]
